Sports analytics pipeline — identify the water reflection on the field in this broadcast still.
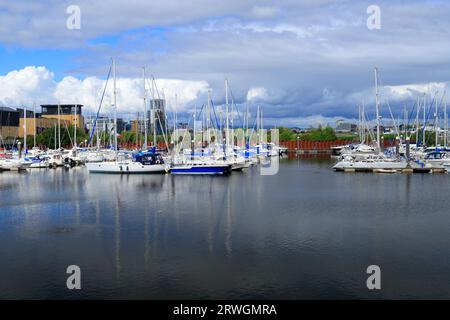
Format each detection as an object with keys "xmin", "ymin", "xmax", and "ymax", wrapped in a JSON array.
[{"xmin": 1, "ymin": 159, "xmax": 450, "ymax": 299}]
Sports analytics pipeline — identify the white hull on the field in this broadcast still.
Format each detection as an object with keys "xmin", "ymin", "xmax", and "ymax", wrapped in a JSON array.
[
  {"xmin": 334, "ymin": 160, "xmax": 407, "ymax": 171},
  {"xmin": 85, "ymin": 161, "xmax": 167, "ymax": 173},
  {"xmin": 29, "ymin": 161, "xmax": 50, "ymax": 168}
]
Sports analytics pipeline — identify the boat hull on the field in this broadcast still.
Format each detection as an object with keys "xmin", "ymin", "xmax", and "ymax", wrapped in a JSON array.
[
  {"xmin": 170, "ymin": 164, "xmax": 231, "ymax": 175},
  {"xmin": 85, "ymin": 162, "xmax": 167, "ymax": 174}
]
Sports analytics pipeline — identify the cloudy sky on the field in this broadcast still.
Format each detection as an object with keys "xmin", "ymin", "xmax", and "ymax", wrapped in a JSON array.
[{"xmin": 0, "ymin": 0, "xmax": 449, "ymax": 127}]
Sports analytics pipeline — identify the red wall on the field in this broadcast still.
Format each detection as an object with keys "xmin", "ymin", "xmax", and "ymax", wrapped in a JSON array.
[{"xmin": 279, "ymin": 140, "xmax": 354, "ymax": 150}]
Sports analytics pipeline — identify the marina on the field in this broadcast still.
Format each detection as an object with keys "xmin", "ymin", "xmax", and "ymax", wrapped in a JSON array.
[
  {"xmin": 3, "ymin": 0, "xmax": 450, "ymax": 306},
  {"xmin": 2, "ymin": 156, "xmax": 450, "ymax": 299}
]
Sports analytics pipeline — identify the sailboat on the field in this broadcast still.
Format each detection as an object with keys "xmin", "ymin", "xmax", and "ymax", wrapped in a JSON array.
[
  {"xmin": 86, "ymin": 61, "xmax": 168, "ymax": 174},
  {"xmin": 169, "ymin": 86, "xmax": 233, "ymax": 175},
  {"xmin": 333, "ymin": 68, "xmax": 407, "ymax": 172}
]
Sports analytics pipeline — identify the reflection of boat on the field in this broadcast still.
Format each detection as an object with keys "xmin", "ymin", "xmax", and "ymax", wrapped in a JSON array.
[{"xmin": 373, "ymin": 168, "xmax": 399, "ymax": 173}]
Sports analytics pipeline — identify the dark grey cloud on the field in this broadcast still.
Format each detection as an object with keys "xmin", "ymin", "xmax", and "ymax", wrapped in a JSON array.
[{"xmin": 1, "ymin": 0, "xmax": 450, "ymax": 126}]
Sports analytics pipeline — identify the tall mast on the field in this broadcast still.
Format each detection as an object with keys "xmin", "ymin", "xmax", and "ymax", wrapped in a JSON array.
[
  {"xmin": 33, "ymin": 102, "xmax": 36, "ymax": 148},
  {"xmin": 193, "ymin": 104, "xmax": 196, "ymax": 151},
  {"xmin": 58, "ymin": 104, "xmax": 61, "ymax": 149},
  {"xmin": 142, "ymin": 67, "xmax": 148, "ymax": 149},
  {"xmin": 74, "ymin": 104, "xmax": 77, "ymax": 149},
  {"xmin": 257, "ymin": 105, "xmax": 260, "ymax": 145},
  {"xmin": 445, "ymin": 94, "xmax": 448, "ymax": 147},
  {"xmin": 206, "ymin": 91, "xmax": 210, "ymax": 145},
  {"xmin": 152, "ymin": 78, "xmax": 157, "ymax": 148},
  {"xmin": 207, "ymin": 91, "xmax": 211, "ymax": 146},
  {"xmin": 435, "ymin": 94, "xmax": 439, "ymax": 147},
  {"xmin": 416, "ymin": 96, "xmax": 420, "ymax": 145},
  {"xmin": 374, "ymin": 67, "xmax": 381, "ymax": 152},
  {"xmin": 54, "ymin": 123, "xmax": 57, "ymax": 150},
  {"xmin": 403, "ymin": 105, "xmax": 407, "ymax": 140},
  {"xmin": 113, "ymin": 58, "xmax": 118, "ymax": 153},
  {"xmin": 246, "ymin": 101, "xmax": 249, "ymax": 145},
  {"xmin": 423, "ymin": 94, "xmax": 426, "ymax": 146},
  {"xmin": 261, "ymin": 107, "xmax": 264, "ymax": 143},
  {"xmin": 358, "ymin": 105, "xmax": 361, "ymax": 143},
  {"xmin": 225, "ymin": 79, "xmax": 229, "ymax": 155},
  {"xmin": 23, "ymin": 106, "xmax": 27, "ymax": 152}
]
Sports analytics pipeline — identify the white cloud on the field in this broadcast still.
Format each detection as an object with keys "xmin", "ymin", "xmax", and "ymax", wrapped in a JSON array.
[
  {"xmin": 247, "ymin": 87, "xmax": 268, "ymax": 101},
  {"xmin": 0, "ymin": 66, "xmax": 55, "ymax": 106},
  {"xmin": 0, "ymin": 66, "xmax": 210, "ymax": 115}
]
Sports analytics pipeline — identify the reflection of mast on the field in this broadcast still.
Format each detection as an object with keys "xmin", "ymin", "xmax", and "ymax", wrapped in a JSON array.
[
  {"xmin": 115, "ymin": 194, "xmax": 121, "ymax": 283},
  {"xmin": 144, "ymin": 197, "xmax": 150, "ymax": 267},
  {"xmin": 225, "ymin": 178, "xmax": 232, "ymax": 257},
  {"xmin": 95, "ymin": 199, "xmax": 100, "ymax": 225}
]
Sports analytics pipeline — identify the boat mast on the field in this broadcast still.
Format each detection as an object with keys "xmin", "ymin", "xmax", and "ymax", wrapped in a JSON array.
[
  {"xmin": 33, "ymin": 102, "xmax": 36, "ymax": 148},
  {"xmin": 54, "ymin": 123, "xmax": 57, "ymax": 150},
  {"xmin": 225, "ymin": 79, "xmax": 229, "ymax": 157},
  {"xmin": 207, "ymin": 91, "xmax": 211, "ymax": 147},
  {"xmin": 403, "ymin": 105, "xmax": 407, "ymax": 141},
  {"xmin": 256, "ymin": 105, "xmax": 260, "ymax": 145},
  {"xmin": 444, "ymin": 92, "xmax": 448, "ymax": 148},
  {"xmin": 415, "ymin": 96, "xmax": 420, "ymax": 145},
  {"xmin": 358, "ymin": 105, "xmax": 361, "ymax": 143},
  {"xmin": 24, "ymin": 106, "xmax": 27, "ymax": 152},
  {"xmin": 58, "ymin": 104, "xmax": 61, "ymax": 149},
  {"xmin": 142, "ymin": 67, "xmax": 148, "ymax": 149},
  {"xmin": 113, "ymin": 58, "xmax": 118, "ymax": 153},
  {"xmin": 423, "ymin": 94, "xmax": 426, "ymax": 147},
  {"xmin": 152, "ymin": 79, "xmax": 157, "ymax": 148},
  {"xmin": 231, "ymin": 97, "xmax": 234, "ymax": 148},
  {"xmin": 374, "ymin": 67, "xmax": 381, "ymax": 152},
  {"xmin": 435, "ymin": 94, "xmax": 438, "ymax": 147},
  {"xmin": 74, "ymin": 104, "xmax": 77, "ymax": 149}
]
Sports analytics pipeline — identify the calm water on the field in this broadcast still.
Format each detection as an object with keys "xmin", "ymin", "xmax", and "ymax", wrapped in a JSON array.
[{"xmin": 1, "ymin": 157, "xmax": 450, "ymax": 299}]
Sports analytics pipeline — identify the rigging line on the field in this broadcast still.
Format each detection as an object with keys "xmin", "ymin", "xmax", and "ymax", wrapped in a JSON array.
[
  {"xmin": 227, "ymin": 84, "xmax": 245, "ymax": 127},
  {"xmin": 423, "ymin": 91, "xmax": 438, "ymax": 146},
  {"xmin": 424, "ymin": 91, "xmax": 445, "ymax": 146},
  {"xmin": 88, "ymin": 62, "xmax": 113, "ymax": 146},
  {"xmin": 209, "ymin": 99, "xmax": 221, "ymax": 129}
]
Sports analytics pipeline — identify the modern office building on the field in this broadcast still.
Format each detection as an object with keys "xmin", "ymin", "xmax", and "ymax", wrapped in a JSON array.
[
  {"xmin": 0, "ymin": 107, "xmax": 20, "ymax": 144},
  {"xmin": 148, "ymin": 98, "xmax": 167, "ymax": 135},
  {"xmin": 85, "ymin": 116, "xmax": 126, "ymax": 134},
  {"xmin": 40, "ymin": 104, "xmax": 84, "ymax": 128}
]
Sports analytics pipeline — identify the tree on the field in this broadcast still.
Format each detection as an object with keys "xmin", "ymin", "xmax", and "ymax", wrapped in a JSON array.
[
  {"xmin": 301, "ymin": 126, "xmax": 337, "ymax": 141},
  {"xmin": 34, "ymin": 126, "xmax": 88, "ymax": 148}
]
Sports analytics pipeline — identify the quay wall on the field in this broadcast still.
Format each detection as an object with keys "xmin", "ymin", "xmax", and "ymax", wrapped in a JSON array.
[
  {"xmin": 120, "ymin": 139, "xmax": 396, "ymax": 153},
  {"xmin": 279, "ymin": 140, "xmax": 353, "ymax": 153},
  {"xmin": 279, "ymin": 139, "xmax": 396, "ymax": 153}
]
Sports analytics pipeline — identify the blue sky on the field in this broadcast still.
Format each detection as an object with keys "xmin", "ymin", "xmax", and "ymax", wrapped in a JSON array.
[{"xmin": 1, "ymin": 0, "xmax": 450, "ymax": 126}]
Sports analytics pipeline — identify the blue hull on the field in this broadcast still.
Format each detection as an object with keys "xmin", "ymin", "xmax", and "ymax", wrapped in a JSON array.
[{"xmin": 170, "ymin": 165, "xmax": 231, "ymax": 175}]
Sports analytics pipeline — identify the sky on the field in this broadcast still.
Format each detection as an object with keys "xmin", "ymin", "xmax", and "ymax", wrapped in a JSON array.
[{"xmin": 0, "ymin": 0, "xmax": 450, "ymax": 127}]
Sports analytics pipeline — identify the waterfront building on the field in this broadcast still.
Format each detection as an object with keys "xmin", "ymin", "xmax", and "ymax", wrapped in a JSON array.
[
  {"xmin": 149, "ymin": 98, "xmax": 167, "ymax": 135},
  {"xmin": 40, "ymin": 104, "xmax": 84, "ymax": 129},
  {"xmin": 0, "ymin": 107, "xmax": 19, "ymax": 145},
  {"xmin": 336, "ymin": 122, "xmax": 357, "ymax": 133}
]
